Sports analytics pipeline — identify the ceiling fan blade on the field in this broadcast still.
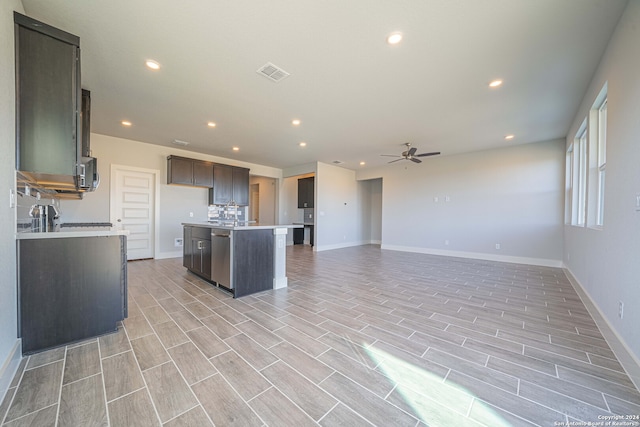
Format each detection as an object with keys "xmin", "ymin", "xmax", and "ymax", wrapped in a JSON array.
[
  {"xmin": 415, "ymin": 151, "xmax": 441, "ymax": 157},
  {"xmin": 410, "ymin": 157, "xmax": 422, "ymax": 163},
  {"xmin": 387, "ymin": 158, "xmax": 404, "ymax": 164},
  {"xmin": 380, "ymin": 154, "xmax": 401, "ymax": 157},
  {"xmin": 407, "ymin": 147, "xmax": 417, "ymax": 156}
]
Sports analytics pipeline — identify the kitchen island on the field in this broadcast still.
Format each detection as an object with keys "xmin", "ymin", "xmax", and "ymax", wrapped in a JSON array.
[{"xmin": 182, "ymin": 222, "xmax": 301, "ymax": 298}]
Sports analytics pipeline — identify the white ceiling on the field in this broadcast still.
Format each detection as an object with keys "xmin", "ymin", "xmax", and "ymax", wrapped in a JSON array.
[{"xmin": 21, "ymin": 0, "xmax": 628, "ymax": 170}]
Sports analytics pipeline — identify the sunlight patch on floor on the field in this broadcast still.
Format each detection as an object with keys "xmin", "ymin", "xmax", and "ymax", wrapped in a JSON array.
[{"xmin": 366, "ymin": 346, "xmax": 511, "ymax": 427}]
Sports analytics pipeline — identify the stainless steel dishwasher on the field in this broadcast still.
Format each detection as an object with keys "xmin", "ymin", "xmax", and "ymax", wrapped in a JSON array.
[{"xmin": 211, "ymin": 229, "xmax": 232, "ymax": 289}]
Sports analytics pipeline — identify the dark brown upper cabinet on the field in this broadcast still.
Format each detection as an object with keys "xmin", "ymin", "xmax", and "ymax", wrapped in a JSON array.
[
  {"xmin": 15, "ymin": 12, "xmax": 81, "ymax": 189},
  {"xmin": 167, "ymin": 155, "xmax": 213, "ymax": 188},
  {"xmin": 209, "ymin": 164, "xmax": 250, "ymax": 206},
  {"xmin": 298, "ymin": 176, "xmax": 314, "ymax": 208}
]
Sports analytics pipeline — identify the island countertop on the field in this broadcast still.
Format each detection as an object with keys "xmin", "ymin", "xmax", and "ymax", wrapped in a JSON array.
[
  {"xmin": 16, "ymin": 228, "xmax": 129, "ymax": 240},
  {"xmin": 181, "ymin": 221, "xmax": 302, "ymax": 231}
]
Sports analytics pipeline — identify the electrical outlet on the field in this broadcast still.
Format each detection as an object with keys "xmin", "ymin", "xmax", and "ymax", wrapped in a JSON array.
[
  {"xmin": 444, "ymin": 240, "xmax": 449, "ymax": 246},
  {"xmin": 433, "ymin": 197, "xmax": 439, "ymax": 203},
  {"xmin": 495, "ymin": 243, "xmax": 501, "ymax": 250},
  {"xmin": 9, "ymin": 189, "xmax": 15, "ymax": 208},
  {"xmin": 189, "ymin": 212, "xmax": 194, "ymax": 217},
  {"xmin": 619, "ymin": 301, "xmax": 624, "ymax": 319},
  {"xmin": 174, "ymin": 238, "xmax": 183, "ymax": 247},
  {"xmin": 445, "ymin": 195, "xmax": 451, "ymax": 202}
]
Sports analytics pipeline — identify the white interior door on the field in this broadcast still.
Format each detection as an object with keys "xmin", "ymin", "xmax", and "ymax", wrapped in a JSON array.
[{"xmin": 111, "ymin": 166, "xmax": 157, "ymax": 260}]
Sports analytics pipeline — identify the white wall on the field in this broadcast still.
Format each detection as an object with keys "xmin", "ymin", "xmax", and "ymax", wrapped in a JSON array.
[
  {"xmin": 0, "ymin": 0, "xmax": 24, "ymax": 400},
  {"xmin": 564, "ymin": 1, "xmax": 640, "ymax": 372},
  {"xmin": 315, "ymin": 162, "xmax": 360, "ymax": 251},
  {"xmin": 61, "ymin": 133, "xmax": 282, "ymax": 258},
  {"xmin": 358, "ymin": 140, "xmax": 565, "ymax": 266}
]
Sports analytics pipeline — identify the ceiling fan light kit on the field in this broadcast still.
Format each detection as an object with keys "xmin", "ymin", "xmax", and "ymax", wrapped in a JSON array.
[{"xmin": 381, "ymin": 143, "xmax": 440, "ymax": 164}]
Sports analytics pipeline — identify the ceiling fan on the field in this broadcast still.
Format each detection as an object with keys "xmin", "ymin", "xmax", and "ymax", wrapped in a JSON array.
[{"xmin": 381, "ymin": 143, "xmax": 441, "ymax": 164}]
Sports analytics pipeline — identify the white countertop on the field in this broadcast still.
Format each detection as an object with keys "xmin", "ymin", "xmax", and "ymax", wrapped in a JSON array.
[
  {"xmin": 16, "ymin": 228, "xmax": 129, "ymax": 239},
  {"xmin": 182, "ymin": 221, "xmax": 302, "ymax": 231}
]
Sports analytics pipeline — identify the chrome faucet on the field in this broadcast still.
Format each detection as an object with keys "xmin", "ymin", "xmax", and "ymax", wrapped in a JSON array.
[{"xmin": 224, "ymin": 200, "xmax": 239, "ymax": 223}]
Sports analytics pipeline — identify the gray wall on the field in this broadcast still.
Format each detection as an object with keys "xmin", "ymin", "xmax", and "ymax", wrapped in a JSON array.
[
  {"xmin": 357, "ymin": 140, "xmax": 565, "ymax": 266},
  {"xmin": 0, "ymin": 0, "xmax": 24, "ymax": 398},
  {"xmin": 564, "ymin": 1, "xmax": 640, "ymax": 364},
  {"xmin": 316, "ymin": 162, "xmax": 360, "ymax": 250}
]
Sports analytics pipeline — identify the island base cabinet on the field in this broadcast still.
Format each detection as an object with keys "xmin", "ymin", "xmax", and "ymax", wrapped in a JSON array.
[
  {"xmin": 18, "ymin": 235, "xmax": 127, "ymax": 354},
  {"xmin": 232, "ymin": 230, "xmax": 274, "ymax": 298}
]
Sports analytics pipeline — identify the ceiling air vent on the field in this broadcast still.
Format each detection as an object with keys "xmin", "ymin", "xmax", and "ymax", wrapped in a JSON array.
[
  {"xmin": 172, "ymin": 139, "xmax": 189, "ymax": 146},
  {"xmin": 257, "ymin": 62, "xmax": 290, "ymax": 82},
  {"xmin": 332, "ymin": 160, "xmax": 344, "ymax": 165}
]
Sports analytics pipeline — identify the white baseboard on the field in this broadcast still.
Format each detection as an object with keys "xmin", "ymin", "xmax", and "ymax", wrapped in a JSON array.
[
  {"xmin": 314, "ymin": 241, "xmax": 369, "ymax": 252},
  {"xmin": 564, "ymin": 267, "xmax": 640, "ymax": 392},
  {"xmin": 156, "ymin": 250, "xmax": 182, "ymax": 260},
  {"xmin": 0, "ymin": 339, "xmax": 22, "ymax": 404},
  {"xmin": 381, "ymin": 244, "xmax": 563, "ymax": 268}
]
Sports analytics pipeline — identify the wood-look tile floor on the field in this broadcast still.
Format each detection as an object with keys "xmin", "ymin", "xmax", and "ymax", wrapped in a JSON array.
[{"xmin": 2, "ymin": 245, "xmax": 640, "ymax": 426}]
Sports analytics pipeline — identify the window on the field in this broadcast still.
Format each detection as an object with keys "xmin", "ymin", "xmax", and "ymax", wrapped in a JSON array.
[
  {"xmin": 565, "ymin": 144, "xmax": 573, "ymax": 224},
  {"xmin": 572, "ymin": 127, "xmax": 588, "ymax": 225},
  {"xmin": 571, "ymin": 123, "xmax": 587, "ymax": 226},
  {"xmin": 566, "ymin": 84, "xmax": 608, "ymax": 228},
  {"xmin": 596, "ymin": 98, "xmax": 607, "ymax": 226}
]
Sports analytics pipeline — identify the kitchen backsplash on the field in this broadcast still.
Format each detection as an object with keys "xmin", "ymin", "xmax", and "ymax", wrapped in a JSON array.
[{"xmin": 207, "ymin": 204, "xmax": 247, "ymax": 221}]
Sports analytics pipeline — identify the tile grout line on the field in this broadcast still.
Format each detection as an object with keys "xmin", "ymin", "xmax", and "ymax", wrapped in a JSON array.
[
  {"xmin": 96, "ymin": 333, "xmax": 111, "ymax": 427},
  {"xmin": 120, "ymin": 316, "xmax": 164, "ymax": 426},
  {"xmin": 53, "ymin": 346, "xmax": 67, "ymax": 427}
]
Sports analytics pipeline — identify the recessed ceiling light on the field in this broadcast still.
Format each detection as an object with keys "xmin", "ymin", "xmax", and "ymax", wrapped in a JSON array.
[
  {"xmin": 299, "ymin": 142, "xmax": 307, "ymax": 147},
  {"xmin": 207, "ymin": 122, "xmax": 216, "ymax": 128},
  {"xmin": 505, "ymin": 134, "xmax": 515, "ymax": 140},
  {"xmin": 489, "ymin": 79, "xmax": 503, "ymax": 88},
  {"xmin": 360, "ymin": 161, "xmax": 366, "ymax": 166},
  {"xmin": 145, "ymin": 60, "xmax": 160, "ymax": 70},
  {"xmin": 292, "ymin": 119, "xmax": 301, "ymax": 126},
  {"xmin": 121, "ymin": 120, "xmax": 132, "ymax": 127},
  {"xmin": 232, "ymin": 146, "xmax": 240, "ymax": 151},
  {"xmin": 387, "ymin": 32, "xmax": 403, "ymax": 45}
]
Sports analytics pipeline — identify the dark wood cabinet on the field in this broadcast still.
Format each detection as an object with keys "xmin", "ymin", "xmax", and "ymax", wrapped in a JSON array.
[
  {"xmin": 209, "ymin": 165, "xmax": 250, "ymax": 206},
  {"xmin": 183, "ymin": 226, "xmax": 192, "ymax": 268},
  {"xmin": 232, "ymin": 167, "xmax": 250, "ymax": 206},
  {"xmin": 233, "ymin": 229, "xmax": 273, "ymax": 297},
  {"xmin": 167, "ymin": 155, "xmax": 213, "ymax": 187},
  {"xmin": 18, "ymin": 235, "xmax": 128, "ymax": 354},
  {"xmin": 183, "ymin": 226, "xmax": 211, "ymax": 279},
  {"xmin": 167, "ymin": 156, "xmax": 193, "ymax": 185},
  {"xmin": 193, "ymin": 160, "xmax": 214, "ymax": 187},
  {"xmin": 15, "ymin": 12, "xmax": 81, "ymax": 185},
  {"xmin": 298, "ymin": 177, "xmax": 315, "ymax": 208},
  {"xmin": 81, "ymin": 89, "xmax": 91, "ymax": 157},
  {"xmin": 210, "ymin": 164, "xmax": 233, "ymax": 205}
]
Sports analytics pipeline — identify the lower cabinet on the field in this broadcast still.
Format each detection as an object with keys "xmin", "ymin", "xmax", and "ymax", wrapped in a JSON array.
[
  {"xmin": 183, "ymin": 226, "xmax": 211, "ymax": 279},
  {"xmin": 18, "ymin": 235, "xmax": 128, "ymax": 354}
]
